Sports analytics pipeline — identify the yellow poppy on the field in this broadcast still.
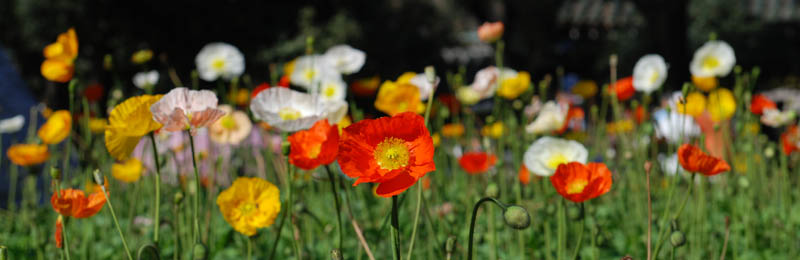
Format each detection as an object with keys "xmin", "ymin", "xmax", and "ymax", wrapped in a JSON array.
[
  {"xmin": 374, "ymin": 81, "xmax": 424, "ymax": 116},
  {"xmin": 707, "ymin": 88, "xmax": 736, "ymax": 122},
  {"xmin": 43, "ymin": 28, "xmax": 78, "ymax": 61},
  {"xmin": 676, "ymin": 92, "xmax": 706, "ymax": 117},
  {"xmin": 216, "ymin": 177, "xmax": 281, "ymax": 236},
  {"xmin": 432, "ymin": 133, "xmax": 441, "ymax": 147},
  {"xmin": 105, "ymin": 95, "xmax": 163, "ymax": 161},
  {"xmin": 481, "ymin": 122, "xmax": 504, "ymax": 139},
  {"xmin": 131, "ymin": 49, "xmax": 153, "ymax": 64},
  {"xmin": 40, "ymin": 58, "xmax": 74, "ymax": 83},
  {"xmin": 7, "ymin": 144, "xmax": 49, "ymax": 166},
  {"xmin": 692, "ymin": 75, "xmax": 717, "ymax": 92},
  {"xmin": 88, "ymin": 118, "xmax": 107, "ymax": 134},
  {"xmin": 442, "ymin": 123, "xmax": 465, "ymax": 138},
  {"xmin": 572, "ymin": 80, "xmax": 598, "ymax": 99},
  {"xmin": 38, "ymin": 110, "xmax": 72, "ymax": 144},
  {"xmin": 112, "ymin": 158, "xmax": 144, "ymax": 183},
  {"xmin": 396, "ymin": 72, "xmax": 417, "ymax": 84},
  {"xmin": 337, "ymin": 115, "xmax": 352, "ymax": 135},
  {"xmin": 283, "ymin": 58, "xmax": 297, "ymax": 76},
  {"xmin": 606, "ymin": 120, "xmax": 634, "ymax": 134},
  {"xmin": 497, "ymin": 71, "xmax": 531, "ymax": 100},
  {"xmin": 456, "ymin": 87, "xmax": 481, "ymax": 105}
]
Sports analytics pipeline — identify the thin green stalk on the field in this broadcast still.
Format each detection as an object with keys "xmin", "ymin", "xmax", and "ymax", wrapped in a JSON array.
[
  {"xmin": 101, "ymin": 184, "xmax": 134, "ymax": 260},
  {"xmin": 246, "ymin": 236, "xmax": 253, "ymax": 260},
  {"xmin": 467, "ymin": 197, "xmax": 507, "ymax": 260},
  {"xmin": 571, "ymin": 203, "xmax": 585, "ymax": 260},
  {"xmin": 266, "ymin": 203, "xmax": 288, "ymax": 260},
  {"xmin": 325, "ymin": 165, "xmax": 343, "ymax": 252},
  {"xmin": 64, "ymin": 80, "xmax": 77, "ymax": 182},
  {"xmin": 391, "ymin": 196, "xmax": 401, "ymax": 260},
  {"xmin": 287, "ymin": 162, "xmax": 301, "ymax": 259},
  {"xmin": 654, "ymin": 174, "xmax": 697, "ymax": 257},
  {"xmin": 62, "ymin": 217, "xmax": 72, "ymax": 260},
  {"xmin": 557, "ymin": 199, "xmax": 565, "ymax": 260},
  {"xmin": 149, "ymin": 133, "xmax": 162, "ymax": 243},
  {"xmin": 7, "ymin": 164, "xmax": 17, "ymax": 211},
  {"xmin": 188, "ymin": 131, "xmax": 202, "ymax": 259}
]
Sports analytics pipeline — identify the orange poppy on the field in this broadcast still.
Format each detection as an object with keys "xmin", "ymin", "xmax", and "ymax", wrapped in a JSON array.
[
  {"xmin": 50, "ymin": 188, "xmax": 106, "ymax": 218},
  {"xmin": 288, "ymin": 119, "xmax": 339, "ymax": 170},
  {"xmin": 350, "ymin": 76, "xmax": 381, "ymax": 97},
  {"xmin": 608, "ymin": 76, "xmax": 635, "ymax": 101},
  {"xmin": 441, "ymin": 123, "xmax": 465, "ymax": 138},
  {"xmin": 550, "ymin": 162, "xmax": 612, "ymax": 203},
  {"xmin": 750, "ymin": 94, "xmax": 777, "ymax": 115},
  {"xmin": 458, "ymin": 152, "xmax": 497, "ymax": 175},
  {"xmin": 677, "ymin": 144, "xmax": 730, "ymax": 176},
  {"xmin": 7, "ymin": 144, "xmax": 49, "ymax": 166},
  {"xmin": 782, "ymin": 126, "xmax": 800, "ymax": 155},
  {"xmin": 558, "ymin": 106, "xmax": 585, "ymax": 134},
  {"xmin": 634, "ymin": 105, "xmax": 647, "ymax": 124},
  {"xmin": 55, "ymin": 216, "xmax": 63, "ymax": 248},
  {"xmin": 338, "ymin": 112, "xmax": 435, "ymax": 197},
  {"xmin": 518, "ymin": 165, "xmax": 531, "ymax": 185}
]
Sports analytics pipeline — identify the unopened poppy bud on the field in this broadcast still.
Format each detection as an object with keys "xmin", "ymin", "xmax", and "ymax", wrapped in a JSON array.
[
  {"xmin": 567, "ymin": 204, "xmax": 584, "ymax": 220},
  {"xmin": 282, "ymin": 140, "xmax": 291, "ymax": 156},
  {"xmin": 670, "ymin": 231, "xmax": 686, "ymax": 247},
  {"xmin": 681, "ymin": 83, "xmax": 691, "ymax": 98},
  {"xmin": 50, "ymin": 167, "xmax": 61, "ymax": 180},
  {"xmin": 192, "ymin": 243, "xmax": 207, "ymax": 260},
  {"xmin": 734, "ymin": 65, "xmax": 742, "ymax": 75},
  {"xmin": 751, "ymin": 66, "xmax": 760, "ymax": 79},
  {"xmin": 174, "ymin": 192, "xmax": 184, "ymax": 204},
  {"xmin": 103, "ymin": 54, "xmax": 113, "ymax": 71},
  {"xmin": 512, "ymin": 100, "xmax": 523, "ymax": 110},
  {"xmin": 503, "ymin": 205, "xmax": 531, "ymax": 229},
  {"xmin": 439, "ymin": 106, "xmax": 450, "ymax": 119},
  {"xmin": 93, "ymin": 169, "xmax": 104, "ymax": 186},
  {"xmin": 643, "ymin": 161, "xmax": 652, "ymax": 173},
  {"xmin": 445, "ymin": 236, "xmax": 457, "ymax": 254},
  {"xmin": 0, "ymin": 245, "xmax": 7, "ymax": 260},
  {"xmin": 330, "ymin": 249, "xmax": 342, "ymax": 260},
  {"xmin": 485, "ymin": 183, "xmax": 499, "ymax": 198}
]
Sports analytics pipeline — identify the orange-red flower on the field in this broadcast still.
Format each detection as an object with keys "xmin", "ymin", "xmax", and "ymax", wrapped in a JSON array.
[
  {"xmin": 350, "ymin": 76, "xmax": 381, "ymax": 97},
  {"xmin": 750, "ymin": 94, "xmax": 777, "ymax": 115},
  {"xmin": 55, "ymin": 216, "xmax": 63, "ymax": 248},
  {"xmin": 458, "ymin": 152, "xmax": 497, "ymax": 175},
  {"xmin": 477, "ymin": 22, "xmax": 504, "ymax": 43},
  {"xmin": 518, "ymin": 165, "xmax": 531, "ymax": 185},
  {"xmin": 634, "ymin": 105, "xmax": 647, "ymax": 124},
  {"xmin": 550, "ymin": 162, "xmax": 612, "ymax": 203},
  {"xmin": 677, "ymin": 144, "xmax": 730, "ymax": 176},
  {"xmin": 608, "ymin": 76, "xmax": 635, "ymax": 101},
  {"xmin": 558, "ymin": 106, "xmax": 585, "ymax": 134},
  {"xmin": 338, "ymin": 112, "xmax": 435, "ymax": 197},
  {"xmin": 7, "ymin": 144, "xmax": 49, "ymax": 166},
  {"xmin": 50, "ymin": 188, "xmax": 106, "ymax": 218},
  {"xmin": 782, "ymin": 125, "xmax": 800, "ymax": 155},
  {"xmin": 288, "ymin": 119, "xmax": 339, "ymax": 170}
]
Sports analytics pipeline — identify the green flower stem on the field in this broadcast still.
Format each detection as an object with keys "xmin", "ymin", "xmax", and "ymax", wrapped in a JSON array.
[
  {"xmin": 467, "ymin": 197, "xmax": 507, "ymax": 260},
  {"xmin": 266, "ymin": 205, "xmax": 287, "ymax": 260},
  {"xmin": 246, "ymin": 235, "xmax": 253, "ymax": 260},
  {"xmin": 287, "ymin": 162, "xmax": 302, "ymax": 259},
  {"xmin": 64, "ymin": 79, "xmax": 77, "ymax": 183},
  {"xmin": 100, "ymin": 185, "xmax": 134, "ymax": 260},
  {"xmin": 571, "ymin": 203, "xmax": 585, "ymax": 260},
  {"xmin": 7, "ymin": 162, "xmax": 17, "ymax": 211},
  {"xmin": 390, "ymin": 196, "xmax": 401, "ymax": 260},
  {"xmin": 188, "ymin": 131, "xmax": 201, "ymax": 259},
  {"xmin": 149, "ymin": 133, "xmax": 162, "ymax": 243},
  {"xmin": 654, "ymin": 174, "xmax": 697, "ymax": 257},
  {"xmin": 557, "ymin": 199, "xmax": 565, "ymax": 260},
  {"xmin": 62, "ymin": 217, "xmax": 72, "ymax": 260},
  {"xmin": 406, "ymin": 71, "xmax": 437, "ymax": 260},
  {"xmin": 325, "ymin": 165, "xmax": 343, "ymax": 252}
]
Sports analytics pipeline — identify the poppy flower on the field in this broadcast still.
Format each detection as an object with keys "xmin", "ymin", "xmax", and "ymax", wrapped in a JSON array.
[
  {"xmin": 497, "ymin": 71, "xmax": 531, "ymax": 100},
  {"xmin": 750, "ymin": 94, "xmax": 777, "ymax": 115},
  {"xmin": 105, "ymin": 95, "xmax": 163, "ymax": 161},
  {"xmin": 557, "ymin": 106, "xmax": 585, "ymax": 134},
  {"xmin": 527, "ymin": 101, "xmax": 567, "ymax": 134},
  {"xmin": 374, "ymin": 81, "xmax": 425, "ymax": 116},
  {"xmin": 55, "ymin": 216, "xmax": 63, "ymax": 248},
  {"xmin": 632, "ymin": 54, "xmax": 667, "ymax": 93},
  {"xmin": 111, "ymin": 158, "xmax": 144, "ymax": 183},
  {"xmin": 338, "ymin": 112, "xmax": 435, "ymax": 197},
  {"xmin": 150, "ymin": 87, "xmax": 226, "ymax": 133},
  {"xmin": 195, "ymin": 42, "xmax": 245, "ymax": 82},
  {"xmin": 322, "ymin": 44, "xmax": 366, "ymax": 75},
  {"xmin": 458, "ymin": 152, "xmax": 497, "ymax": 175},
  {"xmin": 252, "ymin": 83, "xmax": 272, "ymax": 99},
  {"xmin": 477, "ymin": 21, "xmax": 504, "ymax": 43},
  {"xmin": 351, "ymin": 76, "xmax": 381, "ymax": 97},
  {"xmin": 209, "ymin": 105, "xmax": 253, "ymax": 145},
  {"xmin": 481, "ymin": 122, "xmax": 504, "ymax": 139},
  {"xmin": 38, "ymin": 110, "xmax": 72, "ymax": 144},
  {"xmin": 677, "ymin": 144, "xmax": 730, "ymax": 176},
  {"xmin": 781, "ymin": 126, "xmax": 800, "ymax": 155},
  {"xmin": 441, "ymin": 123, "xmax": 465, "ymax": 138},
  {"xmin": 519, "ymin": 165, "xmax": 531, "ymax": 185},
  {"xmin": 707, "ymin": 88, "xmax": 736, "ymax": 122},
  {"xmin": 41, "ymin": 28, "xmax": 78, "ymax": 83},
  {"xmin": 634, "ymin": 105, "xmax": 647, "ymax": 124},
  {"xmin": 608, "ymin": 76, "xmax": 635, "ymax": 101},
  {"xmin": 216, "ymin": 177, "xmax": 281, "ymax": 236},
  {"xmin": 83, "ymin": 83, "xmax": 104, "ymax": 102},
  {"xmin": 676, "ymin": 92, "xmax": 706, "ymax": 117},
  {"xmin": 131, "ymin": 49, "xmax": 153, "ymax": 64},
  {"xmin": 50, "ymin": 188, "xmax": 106, "ymax": 218},
  {"xmin": 523, "ymin": 136, "xmax": 588, "ymax": 177},
  {"xmin": 7, "ymin": 144, "xmax": 49, "ymax": 166},
  {"xmin": 690, "ymin": 40, "xmax": 736, "ymax": 78},
  {"xmin": 550, "ymin": 162, "xmax": 613, "ymax": 203},
  {"xmin": 278, "ymin": 75, "xmax": 291, "ymax": 87},
  {"xmin": 692, "ymin": 75, "xmax": 718, "ymax": 92},
  {"xmin": 250, "ymin": 87, "xmax": 347, "ymax": 132},
  {"xmin": 288, "ymin": 119, "xmax": 339, "ymax": 170},
  {"xmin": 0, "ymin": 115, "xmax": 25, "ymax": 134}
]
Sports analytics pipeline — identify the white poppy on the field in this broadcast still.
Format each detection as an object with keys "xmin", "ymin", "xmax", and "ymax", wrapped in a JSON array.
[
  {"xmin": 632, "ymin": 54, "xmax": 667, "ymax": 93},
  {"xmin": 409, "ymin": 73, "xmax": 440, "ymax": 101},
  {"xmin": 456, "ymin": 87, "xmax": 481, "ymax": 105},
  {"xmin": 468, "ymin": 66, "xmax": 517, "ymax": 100},
  {"xmin": 290, "ymin": 55, "xmax": 341, "ymax": 91},
  {"xmin": 318, "ymin": 77, "xmax": 347, "ymax": 102},
  {"xmin": 658, "ymin": 153, "xmax": 686, "ymax": 176},
  {"xmin": 523, "ymin": 136, "xmax": 588, "ymax": 177},
  {"xmin": 322, "ymin": 44, "xmax": 366, "ymax": 75},
  {"xmin": 195, "ymin": 42, "xmax": 245, "ymax": 81},
  {"xmin": 133, "ymin": 70, "xmax": 159, "ymax": 89},
  {"xmin": 250, "ymin": 87, "xmax": 347, "ymax": 132},
  {"xmin": 761, "ymin": 109, "xmax": 796, "ymax": 128},
  {"xmin": 525, "ymin": 101, "xmax": 568, "ymax": 134},
  {"xmin": 652, "ymin": 108, "xmax": 701, "ymax": 144},
  {"xmin": 0, "ymin": 115, "xmax": 25, "ymax": 134},
  {"xmin": 689, "ymin": 41, "xmax": 736, "ymax": 77}
]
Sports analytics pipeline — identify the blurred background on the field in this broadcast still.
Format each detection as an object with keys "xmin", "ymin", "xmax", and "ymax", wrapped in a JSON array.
[{"xmin": 1, "ymin": 0, "xmax": 800, "ymax": 109}]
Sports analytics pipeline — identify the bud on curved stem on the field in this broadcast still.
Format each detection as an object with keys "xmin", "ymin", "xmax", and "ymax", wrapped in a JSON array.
[{"xmin": 467, "ymin": 197, "xmax": 531, "ymax": 260}]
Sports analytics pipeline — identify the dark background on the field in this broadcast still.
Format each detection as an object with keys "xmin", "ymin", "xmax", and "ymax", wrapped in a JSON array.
[{"xmin": 2, "ymin": 0, "xmax": 800, "ymax": 109}]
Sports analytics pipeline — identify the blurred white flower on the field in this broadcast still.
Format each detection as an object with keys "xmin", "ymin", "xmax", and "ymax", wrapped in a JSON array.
[
  {"xmin": 652, "ymin": 108, "xmax": 701, "ymax": 143},
  {"xmin": 523, "ymin": 136, "xmax": 588, "ymax": 177},
  {"xmin": 133, "ymin": 70, "xmax": 159, "ymax": 89},
  {"xmin": 195, "ymin": 42, "xmax": 245, "ymax": 81},
  {"xmin": 322, "ymin": 44, "xmax": 366, "ymax": 75},
  {"xmin": 0, "ymin": 115, "xmax": 25, "ymax": 134},
  {"xmin": 468, "ymin": 66, "xmax": 517, "ymax": 100},
  {"xmin": 250, "ymin": 88, "xmax": 346, "ymax": 132},
  {"xmin": 761, "ymin": 109, "xmax": 796, "ymax": 127},
  {"xmin": 525, "ymin": 101, "xmax": 567, "ymax": 134},
  {"xmin": 318, "ymin": 77, "xmax": 347, "ymax": 102},
  {"xmin": 690, "ymin": 40, "xmax": 736, "ymax": 77},
  {"xmin": 658, "ymin": 153, "xmax": 686, "ymax": 176},
  {"xmin": 632, "ymin": 54, "xmax": 667, "ymax": 93},
  {"xmin": 409, "ymin": 73, "xmax": 440, "ymax": 101},
  {"xmin": 291, "ymin": 55, "xmax": 340, "ymax": 91},
  {"xmin": 456, "ymin": 87, "xmax": 481, "ymax": 106}
]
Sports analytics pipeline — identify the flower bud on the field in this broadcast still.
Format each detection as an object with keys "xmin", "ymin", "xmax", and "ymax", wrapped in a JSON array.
[
  {"xmin": 445, "ymin": 236, "xmax": 457, "ymax": 254},
  {"xmin": 567, "ymin": 204, "xmax": 584, "ymax": 220},
  {"xmin": 93, "ymin": 169, "xmax": 104, "ymax": 186},
  {"xmin": 670, "ymin": 230, "xmax": 686, "ymax": 247},
  {"xmin": 50, "ymin": 167, "xmax": 61, "ymax": 180},
  {"xmin": 282, "ymin": 140, "xmax": 291, "ymax": 156},
  {"xmin": 330, "ymin": 249, "xmax": 343, "ymax": 260},
  {"xmin": 425, "ymin": 66, "xmax": 436, "ymax": 84},
  {"xmin": 485, "ymin": 183, "xmax": 499, "ymax": 198},
  {"xmin": 103, "ymin": 54, "xmax": 113, "ymax": 71},
  {"xmin": 477, "ymin": 22, "xmax": 504, "ymax": 43},
  {"xmin": 503, "ymin": 205, "xmax": 531, "ymax": 229},
  {"xmin": 0, "ymin": 245, "xmax": 7, "ymax": 260},
  {"xmin": 192, "ymin": 243, "xmax": 207, "ymax": 260},
  {"xmin": 174, "ymin": 192, "xmax": 184, "ymax": 204}
]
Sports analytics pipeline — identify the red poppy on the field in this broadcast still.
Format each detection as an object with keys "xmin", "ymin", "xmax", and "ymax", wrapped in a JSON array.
[
  {"xmin": 278, "ymin": 75, "xmax": 291, "ymax": 88},
  {"xmin": 438, "ymin": 94, "xmax": 460, "ymax": 116},
  {"xmin": 518, "ymin": 165, "xmax": 531, "ymax": 185},
  {"xmin": 350, "ymin": 76, "xmax": 381, "ymax": 97},
  {"xmin": 558, "ymin": 106, "xmax": 585, "ymax": 134},
  {"xmin": 458, "ymin": 152, "xmax": 497, "ymax": 175},
  {"xmin": 55, "ymin": 216, "xmax": 63, "ymax": 248},
  {"xmin": 550, "ymin": 162, "xmax": 613, "ymax": 203},
  {"xmin": 750, "ymin": 94, "xmax": 777, "ymax": 115},
  {"xmin": 51, "ymin": 188, "xmax": 106, "ymax": 218},
  {"xmin": 83, "ymin": 83, "xmax": 104, "ymax": 102},
  {"xmin": 677, "ymin": 144, "xmax": 730, "ymax": 176},
  {"xmin": 608, "ymin": 76, "xmax": 635, "ymax": 101},
  {"xmin": 338, "ymin": 112, "xmax": 436, "ymax": 197},
  {"xmin": 634, "ymin": 105, "xmax": 647, "ymax": 124},
  {"xmin": 781, "ymin": 125, "xmax": 800, "ymax": 155},
  {"xmin": 288, "ymin": 119, "xmax": 339, "ymax": 170},
  {"xmin": 251, "ymin": 83, "xmax": 271, "ymax": 99}
]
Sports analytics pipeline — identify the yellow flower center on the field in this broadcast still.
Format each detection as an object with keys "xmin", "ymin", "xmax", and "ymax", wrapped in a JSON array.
[
  {"xmin": 278, "ymin": 107, "xmax": 302, "ymax": 121},
  {"xmin": 374, "ymin": 137, "xmax": 410, "ymax": 171},
  {"xmin": 323, "ymin": 85, "xmax": 337, "ymax": 97},
  {"xmin": 546, "ymin": 153, "xmax": 568, "ymax": 170},
  {"xmin": 221, "ymin": 115, "xmax": 237, "ymax": 130},
  {"xmin": 649, "ymin": 71, "xmax": 660, "ymax": 84},
  {"xmin": 307, "ymin": 144, "xmax": 322, "ymax": 159},
  {"xmin": 566, "ymin": 180, "xmax": 588, "ymax": 194},
  {"xmin": 212, "ymin": 59, "xmax": 226, "ymax": 71},
  {"xmin": 701, "ymin": 56, "xmax": 719, "ymax": 70},
  {"xmin": 303, "ymin": 68, "xmax": 316, "ymax": 81},
  {"xmin": 238, "ymin": 202, "xmax": 257, "ymax": 216}
]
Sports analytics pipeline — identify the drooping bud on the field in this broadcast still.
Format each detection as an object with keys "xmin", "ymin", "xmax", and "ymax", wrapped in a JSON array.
[
  {"xmin": 485, "ymin": 183, "xmax": 499, "ymax": 198},
  {"xmin": 503, "ymin": 205, "xmax": 531, "ymax": 229},
  {"xmin": 93, "ymin": 169, "xmax": 104, "ymax": 186},
  {"xmin": 282, "ymin": 140, "xmax": 291, "ymax": 156},
  {"xmin": 670, "ymin": 231, "xmax": 686, "ymax": 247},
  {"xmin": 50, "ymin": 167, "xmax": 61, "ymax": 180},
  {"xmin": 192, "ymin": 243, "xmax": 207, "ymax": 260},
  {"xmin": 174, "ymin": 192, "xmax": 184, "ymax": 204}
]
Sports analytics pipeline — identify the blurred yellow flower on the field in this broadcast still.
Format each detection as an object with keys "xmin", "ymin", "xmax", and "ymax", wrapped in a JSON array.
[
  {"xmin": 228, "ymin": 88, "xmax": 250, "ymax": 106},
  {"xmin": 112, "ymin": 158, "xmax": 143, "ymax": 183},
  {"xmin": 456, "ymin": 87, "xmax": 481, "ymax": 105},
  {"xmin": 432, "ymin": 133, "xmax": 441, "ymax": 147},
  {"xmin": 497, "ymin": 71, "xmax": 531, "ymax": 99},
  {"xmin": 707, "ymin": 88, "xmax": 736, "ymax": 122},
  {"xmin": 606, "ymin": 120, "xmax": 634, "ymax": 134},
  {"xmin": 283, "ymin": 58, "xmax": 297, "ymax": 76},
  {"xmin": 337, "ymin": 115, "xmax": 352, "ymax": 135},
  {"xmin": 38, "ymin": 110, "xmax": 71, "ymax": 144},
  {"xmin": 41, "ymin": 59, "xmax": 75, "ymax": 83},
  {"xmin": 131, "ymin": 49, "xmax": 153, "ymax": 64},
  {"xmin": 217, "ymin": 177, "xmax": 281, "ymax": 236},
  {"xmin": 374, "ymin": 81, "xmax": 424, "ymax": 116},
  {"xmin": 209, "ymin": 105, "xmax": 253, "ymax": 145},
  {"xmin": 676, "ymin": 92, "xmax": 706, "ymax": 117},
  {"xmin": 442, "ymin": 123, "xmax": 465, "ymax": 138},
  {"xmin": 481, "ymin": 122, "xmax": 504, "ymax": 139},
  {"xmin": 571, "ymin": 80, "xmax": 598, "ymax": 99},
  {"xmin": 7, "ymin": 144, "xmax": 49, "ymax": 167},
  {"xmin": 88, "ymin": 118, "xmax": 107, "ymax": 134},
  {"xmin": 744, "ymin": 122, "xmax": 760, "ymax": 136},
  {"xmin": 41, "ymin": 28, "xmax": 78, "ymax": 83},
  {"xmin": 396, "ymin": 72, "xmax": 417, "ymax": 84},
  {"xmin": 692, "ymin": 75, "xmax": 718, "ymax": 92},
  {"xmin": 105, "ymin": 95, "xmax": 163, "ymax": 161}
]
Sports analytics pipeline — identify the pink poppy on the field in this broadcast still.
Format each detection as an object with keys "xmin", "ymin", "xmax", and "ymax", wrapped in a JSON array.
[{"xmin": 150, "ymin": 87, "xmax": 225, "ymax": 133}]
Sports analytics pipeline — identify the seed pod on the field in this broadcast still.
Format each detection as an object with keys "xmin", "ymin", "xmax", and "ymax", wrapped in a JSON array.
[
  {"xmin": 503, "ymin": 205, "xmax": 531, "ymax": 229},
  {"xmin": 670, "ymin": 231, "xmax": 686, "ymax": 247}
]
